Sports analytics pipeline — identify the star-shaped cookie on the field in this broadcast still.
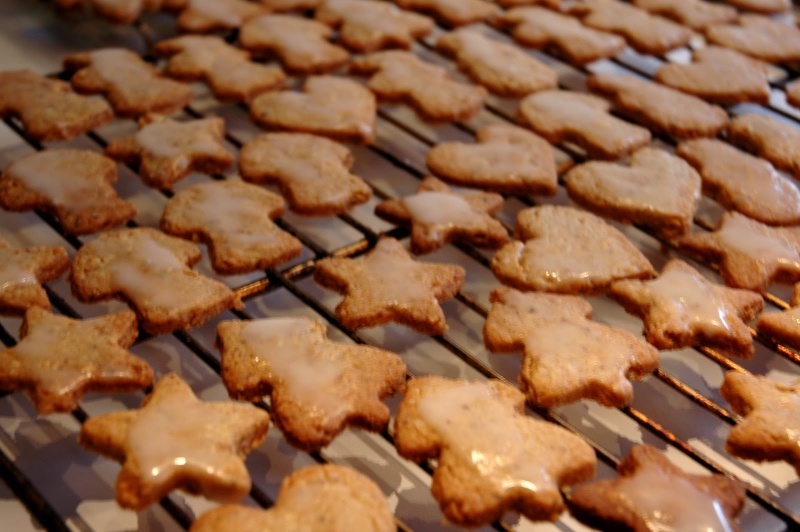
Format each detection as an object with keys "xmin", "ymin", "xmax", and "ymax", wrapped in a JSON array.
[
  {"xmin": 680, "ymin": 211, "xmax": 800, "ymax": 293},
  {"xmin": 0, "ymin": 237, "xmax": 70, "ymax": 316},
  {"xmin": 609, "ymin": 259, "xmax": 764, "ymax": 357},
  {"xmin": 79, "ymin": 373, "xmax": 270, "ymax": 510},
  {"xmin": 374, "ymin": 176, "xmax": 509, "ymax": 254},
  {"xmin": 720, "ymin": 371, "xmax": 800, "ymax": 474},
  {"xmin": 491, "ymin": 205, "xmax": 655, "ymax": 295},
  {"xmin": 394, "ymin": 376, "xmax": 596, "ymax": 526},
  {"xmin": 153, "ymin": 35, "xmax": 285, "ymax": 102},
  {"xmin": 0, "ymin": 69, "xmax": 112, "ymax": 142},
  {"xmin": 217, "ymin": 317, "xmax": 406, "ymax": 451},
  {"xmin": 568, "ymin": 444, "xmax": 745, "ymax": 531},
  {"xmin": 160, "ymin": 180, "xmax": 303, "ymax": 275},
  {"xmin": 191, "ymin": 465, "xmax": 395, "ymax": 532},
  {"xmin": 0, "ymin": 308, "xmax": 152, "ymax": 414},
  {"xmin": 104, "ymin": 115, "xmax": 234, "ymax": 190},
  {"xmin": 313, "ymin": 237, "xmax": 465, "ymax": 335}
]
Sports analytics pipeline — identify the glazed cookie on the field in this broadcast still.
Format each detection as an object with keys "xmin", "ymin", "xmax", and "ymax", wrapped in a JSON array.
[
  {"xmin": 786, "ymin": 79, "xmax": 800, "ymax": 109},
  {"xmin": 313, "ymin": 237, "xmax": 465, "ymax": 335},
  {"xmin": 426, "ymin": 124, "xmax": 557, "ymax": 196},
  {"xmin": 70, "ymin": 227, "xmax": 242, "ymax": 335},
  {"xmin": 153, "ymin": 35, "xmax": 285, "ymax": 102},
  {"xmin": 261, "ymin": 0, "xmax": 322, "ymax": 10},
  {"xmin": 217, "ymin": 316, "xmax": 406, "ymax": 450},
  {"xmin": 64, "ymin": 48, "xmax": 193, "ymax": 118},
  {"xmin": 569, "ymin": 0, "xmax": 692, "ymax": 56},
  {"xmin": 394, "ymin": 376, "xmax": 596, "ymax": 525},
  {"xmin": 728, "ymin": 113, "xmax": 800, "ymax": 179},
  {"xmin": 586, "ymin": 73, "xmax": 729, "ymax": 139},
  {"xmin": 758, "ymin": 306, "xmax": 800, "ymax": 352},
  {"xmin": 169, "ymin": 0, "xmax": 269, "ymax": 33},
  {"xmin": 493, "ymin": 7, "xmax": 626, "ymax": 65},
  {"xmin": 632, "ymin": 0, "xmax": 737, "ymax": 31},
  {"xmin": 79, "ymin": 373, "xmax": 270, "ymax": 510},
  {"xmin": 491, "ymin": 205, "xmax": 655, "ymax": 295},
  {"xmin": 0, "ymin": 69, "xmax": 112, "ymax": 142},
  {"xmin": 349, "ymin": 51, "xmax": 487, "ymax": 123},
  {"xmin": 160, "ymin": 180, "xmax": 303, "ymax": 275},
  {"xmin": 0, "ymin": 308, "xmax": 152, "ymax": 414},
  {"xmin": 676, "ymin": 138, "xmax": 800, "ymax": 226},
  {"xmin": 517, "ymin": 90, "xmax": 651, "ymax": 160},
  {"xmin": 436, "ymin": 28, "xmax": 557, "ymax": 97},
  {"xmin": 680, "ymin": 211, "xmax": 800, "ymax": 293},
  {"xmin": 0, "ymin": 149, "xmax": 136, "ymax": 235},
  {"xmin": 239, "ymin": 132, "xmax": 372, "ymax": 216},
  {"xmin": 374, "ymin": 176, "xmax": 509, "ymax": 254},
  {"xmin": 0, "ymin": 237, "xmax": 70, "ymax": 316},
  {"xmin": 483, "ymin": 288, "xmax": 659, "ymax": 408},
  {"xmin": 569, "ymin": 444, "xmax": 746, "ymax": 532},
  {"xmin": 705, "ymin": 15, "xmax": 800, "ymax": 64},
  {"xmin": 564, "ymin": 147, "xmax": 702, "ymax": 239},
  {"xmin": 654, "ymin": 46, "xmax": 770, "ymax": 105},
  {"xmin": 315, "ymin": 0, "xmax": 434, "ymax": 53},
  {"xmin": 720, "ymin": 371, "xmax": 800, "ymax": 474},
  {"xmin": 239, "ymin": 15, "xmax": 349, "ymax": 74},
  {"xmin": 190, "ymin": 465, "xmax": 395, "ymax": 532},
  {"xmin": 609, "ymin": 259, "xmax": 764, "ymax": 356},
  {"xmin": 725, "ymin": 0, "xmax": 790, "ymax": 14},
  {"xmin": 393, "ymin": 0, "xmax": 497, "ymax": 27},
  {"xmin": 54, "ymin": 0, "xmax": 163, "ymax": 23},
  {"xmin": 104, "ymin": 115, "xmax": 234, "ymax": 190},
  {"xmin": 249, "ymin": 76, "xmax": 376, "ymax": 145}
]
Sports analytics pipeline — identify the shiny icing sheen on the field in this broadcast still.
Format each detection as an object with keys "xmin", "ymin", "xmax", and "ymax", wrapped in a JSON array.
[
  {"xmin": 717, "ymin": 214, "xmax": 800, "ymax": 269},
  {"xmin": 135, "ymin": 119, "xmax": 222, "ymax": 160},
  {"xmin": 402, "ymin": 191, "xmax": 474, "ymax": 226}
]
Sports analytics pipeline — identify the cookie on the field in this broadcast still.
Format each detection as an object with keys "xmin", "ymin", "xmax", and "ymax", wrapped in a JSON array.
[
  {"xmin": 313, "ymin": 237, "xmax": 465, "ymax": 335},
  {"xmin": 483, "ymin": 288, "xmax": 659, "ymax": 408},
  {"xmin": 786, "ymin": 79, "xmax": 800, "ymax": 109},
  {"xmin": 393, "ymin": 376, "xmax": 596, "ymax": 525},
  {"xmin": 217, "ymin": 316, "xmax": 406, "ymax": 451},
  {"xmin": 0, "ymin": 149, "xmax": 136, "ymax": 235},
  {"xmin": 374, "ymin": 176, "xmax": 509, "ymax": 254},
  {"xmin": 705, "ymin": 15, "xmax": 800, "ymax": 64},
  {"xmin": 153, "ymin": 35, "xmax": 285, "ymax": 102},
  {"xmin": 53, "ymin": 0, "xmax": 162, "ymax": 23},
  {"xmin": 64, "ymin": 48, "xmax": 193, "ymax": 118},
  {"xmin": 239, "ymin": 15, "xmax": 349, "ymax": 74},
  {"xmin": 169, "ymin": 0, "xmax": 269, "ymax": 33},
  {"xmin": 315, "ymin": 0, "xmax": 434, "ymax": 53},
  {"xmin": 0, "ymin": 69, "xmax": 113, "ymax": 142},
  {"xmin": 757, "ymin": 306, "xmax": 800, "ymax": 352},
  {"xmin": 493, "ymin": 7, "xmax": 626, "ymax": 65},
  {"xmin": 79, "ymin": 373, "xmax": 270, "ymax": 510},
  {"xmin": 349, "ymin": 51, "xmax": 486, "ymax": 123},
  {"xmin": 238, "ymin": 132, "xmax": 372, "ymax": 216},
  {"xmin": 676, "ymin": 138, "xmax": 800, "ymax": 226},
  {"xmin": 491, "ymin": 205, "xmax": 655, "ymax": 295},
  {"xmin": 728, "ymin": 113, "xmax": 800, "ymax": 179},
  {"xmin": 654, "ymin": 46, "xmax": 770, "ymax": 105},
  {"xmin": 190, "ymin": 465, "xmax": 395, "ymax": 532},
  {"xmin": 249, "ymin": 76, "xmax": 376, "ymax": 145},
  {"xmin": 425, "ymin": 124, "xmax": 557, "ymax": 196},
  {"xmin": 160, "ymin": 180, "xmax": 303, "ymax": 275},
  {"xmin": 104, "ymin": 115, "xmax": 234, "ymax": 190},
  {"xmin": 393, "ymin": 0, "xmax": 497, "ymax": 27},
  {"xmin": 568, "ymin": 0, "xmax": 692, "ymax": 56},
  {"xmin": 568, "ymin": 444, "xmax": 746, "ymax": 532},
  {"xmin": 609, "ymin": 259, "xmax": 763, "ymax": 356},
  {"xmin": 720, "ymin": 371, "xmax": 800, "ymax": 474},
  {"xmin": 0, "ymin": 237, "xmax": 70, "ymax": 316},
  {"xmin": 564, "ymin": 147, "xmax": 701, "ymax": 239},
  {"xmin": 436, "ymin": 28, "xmax": 557, "ymax": 97},
  {"xmin": 494, "ymin": 0, "xmax": 562, "ymax": 6},
  {"xmin": 725, "ymin": 0, "xmax": 790, "ymax": 14},
  {"xmin": 261, "ymin": 0, "xmax": 322, "ymax": 10},
  {"xmin": 517, "ymin": 90, "xmax": 651, "ymax": 160},
  {"xmin": 0, "ymin": 308, "xmax": 152, "ymax": 414},
  {"xmin": 632, "ymin": 0, "xmax": 737, "ymax": 31},
  {"xmin": 586, "ymin": 72, "xmax": 729, "ymax": 139},
  {"xmin": 679, "ymin": 211, "xmax": 800, "ymax": 293},
  {"xmin": 70, "ymin": 227, "xmax": 242, "ymax": 335}
]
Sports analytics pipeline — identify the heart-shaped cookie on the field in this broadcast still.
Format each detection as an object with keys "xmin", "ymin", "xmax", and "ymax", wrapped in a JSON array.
[
  {"xmin": 564, "ymin": 147, "xmax": 701, "ymax": 239},
  {"xmin": 426, "ymin": 124, "xmax": 557, "ymax": 195},
  {"xmin": 249, "ymin": 75, "xmax": 376, "ymax": 144}
]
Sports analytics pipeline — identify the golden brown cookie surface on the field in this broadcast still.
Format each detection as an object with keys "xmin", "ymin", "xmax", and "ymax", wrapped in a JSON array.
[
  {"xmin": 632, "ymin": 0, "xmax": 736, "ymax": 31},
  {"xmin": 728, "ymin": 113, "xmax": 800, "ymax": 179},
  {"xmin": 0, "ymin": 237, "xmax": 70, "ymax": 316},
  {"xmin": 394, "ymin": 0, "xmax": 497, "ymax": 27},
  {"xmin": 705, "ymin": 15, "xmax": 800, "ymax": 64}
]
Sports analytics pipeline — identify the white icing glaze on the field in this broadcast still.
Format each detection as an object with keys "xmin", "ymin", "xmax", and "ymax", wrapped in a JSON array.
[
  {"xmin": 520, "ymin": 238, "xmax": 627, "ymax": 284},
  {"xmin": 187, "ymin": 0, "xmax": 249, "ymax": 25},
  {"xmin": 190, "ymin": 186, "xmax": 281, "ymax": 247},
  {"xmin": 89, "ymin": 49, "xmax": 152, "ymax": 83},
  {"xmin": 716, "ymin": 214, "xmax": 800, "ymax": 270},
  {"xmin": 402, "ymin": 191, "xmax": 474, "ymax": 226},
  {"xmin": 8, "ymin": 152, "xmax": 95, "ymax": 208},
  {"xmin": 527, "ymin": 320, "xmax": 626, "ymax": 376},
  {"xmin": 363, "ymin": 244, "xmax": 430, "ymax": 304},
  {"xmin": 135, "ymin": 119, "xmax": 222, "ymax": 160},
  {"xmin": 417, "ymin": 381, "xmax": 549, "ymax": 493},
  {"xmin": 0, "ymin": 259, "xmax": 36, "ymax": 292}
]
